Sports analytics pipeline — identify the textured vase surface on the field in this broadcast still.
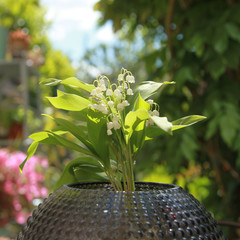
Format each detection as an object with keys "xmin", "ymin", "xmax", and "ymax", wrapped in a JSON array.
[{"xmin": 18, "ymin": 182, "xmax": 225, "ymax": 240}]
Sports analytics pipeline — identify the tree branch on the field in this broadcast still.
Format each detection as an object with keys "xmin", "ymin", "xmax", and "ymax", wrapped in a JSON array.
[
  {"xmin": 217, "ymin": 220, "xmax": 240, "ymax": 228},
  {"xmin": 165, "ymin": 0, "xmax": 176, "ymax": 59}
]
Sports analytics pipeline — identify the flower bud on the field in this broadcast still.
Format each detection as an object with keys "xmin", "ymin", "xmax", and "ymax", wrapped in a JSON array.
[
  {"xmin": 107, "ymin": 129, "xmax": 112, "ymax": 135},
  {"xmin": 152, "ymin": 110, "xmax": 159, "ymax": 116},
  {"xmin": 147, "ymin": 99, "xmax": 154, "ymax": 105}
]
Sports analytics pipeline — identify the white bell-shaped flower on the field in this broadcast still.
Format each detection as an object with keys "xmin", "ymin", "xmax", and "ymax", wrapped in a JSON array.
[
  {"xmin": 107, "ymin": 122, "xmax": 114, "ymax": 130},
  {"xmin": 99, "ymin": 79, "xmax": 105, "ymax": 86},
  {"xmin": 147, "ymin": 99, "xmax": 154, "ymax": 105},
  {"xmin": 112, "ymin": 115, "xmax": 120, "ymax": 122},
  {"xmin": 108, "ymin": 100, "xmax": 114, "ymax": 108},
  {"xmin": 122, "ymin": 100, "xmax": 130, "ymax": 107},
  {"xmin": 117, "ymin": 74, "xmax": 123, "ymax": 81},
  {"xmin": 107, "ymin": 129, "xmax": 112, "ymax": 135},
  {"xmin": 117, "ymin": 103, "xmax": 124, "ymax": 111},
  {"xmin": 127, "ymin": 88, "xmax": 133, "ymax": 95},
  {"xmin": 152, "ymin": 110, "xmax": 159, "ymax": 116},
  {"xmin": 126, "ymin": 75, "xmax": 135, "ymax": 83},
  {"xmin": 99, "ymin": 84, "xmax": 106, "ymax": 91},
  {"xmin": 114, "ymin": 89, "xmax": 122, "ymax": 100},
  {"xmin": 90, "ymin": 89, "xmax": 97, "ymax": 96},
  {"xmin": 106, "ymin": 89, "xmax": 113, "ymax": 96},
  {"xmin": 118, "ymin": 86, "xmax": 123, "ymax": 92},
  {"xmin": 113, "ymin": 121, "xmax": 121, "ymax": 130},
  {"xmin": 146, "ymin": 118, "xmax": 154, "ymax": 126}
]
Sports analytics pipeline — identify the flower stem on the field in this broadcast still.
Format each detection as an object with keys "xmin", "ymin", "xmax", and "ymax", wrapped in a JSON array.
[{"xmin": 126, "ymin": 142, "xmax": 135, "ymax": 191}]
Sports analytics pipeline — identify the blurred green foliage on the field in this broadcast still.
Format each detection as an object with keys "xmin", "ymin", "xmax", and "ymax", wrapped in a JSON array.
[
  {"xmin": 0, "ymin": 0, "xmax": 75, "ymax": 193},
  {"xmin": 0, "ymin": 0, "xmax": 49, "ymax": 46},
  {"xmin": 0, "ymin": 0, "xmax": 74, "ymax": 78},
  {"xmin": 94, "ymin": 0, "xmax": 240, "ymax": 238}
]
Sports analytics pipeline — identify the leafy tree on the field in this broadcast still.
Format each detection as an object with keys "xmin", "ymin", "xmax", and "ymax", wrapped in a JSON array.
[
  {"xmin": 0, "ymin": 0, "xmax": 49, "ymax": 46},
  {"xmin": 94, "ymin": 0, "xmax": 240, "ymax": 238}
]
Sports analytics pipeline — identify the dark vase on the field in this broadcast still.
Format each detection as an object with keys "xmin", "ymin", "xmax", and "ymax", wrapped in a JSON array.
[{"xmin": 18, "ymin": 182, "xmax": 225, "ymax": 240}]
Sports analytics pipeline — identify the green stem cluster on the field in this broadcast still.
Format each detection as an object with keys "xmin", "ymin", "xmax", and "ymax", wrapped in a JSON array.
[{"xmin": 108, "ymin": 131, "xmax": 135, "ymax": 192}]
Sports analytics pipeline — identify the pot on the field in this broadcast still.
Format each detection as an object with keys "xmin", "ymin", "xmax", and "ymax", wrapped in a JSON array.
[{"xmin": 18, "ymin": 182, "xmax": 225, "ymax": 239}]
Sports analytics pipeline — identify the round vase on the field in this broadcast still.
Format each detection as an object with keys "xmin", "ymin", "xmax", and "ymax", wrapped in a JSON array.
[{"xmin": 18, "ymin": 182, "xmax": 225, "ymax": 240}]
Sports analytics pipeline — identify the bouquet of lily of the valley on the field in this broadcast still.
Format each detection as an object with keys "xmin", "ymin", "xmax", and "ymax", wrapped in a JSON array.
[{"xmin": 20, "ymin": 68, "xmax": 205, "ymax": 191}]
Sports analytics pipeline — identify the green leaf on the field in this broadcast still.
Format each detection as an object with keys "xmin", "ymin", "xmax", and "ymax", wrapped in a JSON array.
[
  {"xmin": 57, "ymin": 90, "xmax": 64, "ymax": 97},
  {"xmin": 47, "ymin": 131, "xmax": 95, "ymax": 156},
  {"xmin": 131, "ymin": 94, "xmax": 150, "ymax": 153},
  {"xmin": 61, "ymin": 77, "xmax": 95, "ymax": 93},
  {"xmin": 124, "ymin": 109, "xmax": 150, "ymax": 143},
  {"xmin": 19, "ymin": 141, "xmax": 39, "ymax": 172},
  {"xmin": 63, "ymin": 85, "xmax": 83, "ymax": 96},
  {"xmin": 213, "ymin": 28, "xmax": 228, "ymax": 54},
  {"xmin": 74, "ymin": 167, "xmax": 108, "ymax": 182},
  {"xmin": 131, "ymin": 128, "xmax": 146, "ymax": 154},
  {"xmin": 151, "ymin": 116, "xmax": 173, "ymax": 135},
  {"xmin": 29, "ymin": 130, "xmax": 66, "ymax": 141},
  {"xmin": 47, "ymin": 92, "xmax": 90, "ymax": 111},
  {"xmin": 135, "ymin": 81, "xmax": 175, "ymax": 100},
  {"xmin": 40, "ymin": 77, "xmax": 95, "ymax": 93},
  {"xmin": 30, "ymin": 130, "xmax": 95, "ymax": 157},
  {"xmin": 54, "ymin": 157, "xmax": 107, "ymax": 190},
  {"xmin": 43, "ymin": 115, "xmax": 96, "ymax": 154},
  {"xmin": 172, "ymin": 115, "xmax": 207, "ymax": 131},
  {"xmin": 220, "ymin": 112, "xmax": 239, "ymax": 147},
  {"xmin": 225, "ymin": 22, "xmax": 240, "ymax": 43},
  {"xmin": 40, "ymin": 78, "xmax": 62, "ymax": 86},
  {"xmin": 175, "ymin": 67, "xmax": 193, "ymax": 85},
  {"xmin": 205, "ymin": 114, "xmax": 221, "ymax": 140},
  {"xmin": 134, "ymin": 93, "xmax": 150, "ymax": 111},
  {"xmin": 145, "ymin": 126, "xmax": 165, "ymax": 139},
  {"xmin": 87, "ymin": 108, "xmax": 110, "ymax": 168},
  {"xmin": 207, "ymin": 57, "xmax": 226, "ymax": 80}
]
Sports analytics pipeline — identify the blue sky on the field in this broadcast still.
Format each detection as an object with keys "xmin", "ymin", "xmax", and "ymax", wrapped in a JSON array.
[{"xmin": 41, "ymin": 0, "xmax": 116, "ymax": 62}]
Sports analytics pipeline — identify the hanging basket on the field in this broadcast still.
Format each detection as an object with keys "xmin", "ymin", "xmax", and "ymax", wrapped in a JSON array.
[{"xmin": 18, "ymin": 182, "xmax": 225, "ymax": 239}]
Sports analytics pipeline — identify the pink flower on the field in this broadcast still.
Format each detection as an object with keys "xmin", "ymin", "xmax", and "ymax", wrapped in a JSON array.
[{"xmin": 0, "ymin": 148, "xmax": 48, "ymax": 226}]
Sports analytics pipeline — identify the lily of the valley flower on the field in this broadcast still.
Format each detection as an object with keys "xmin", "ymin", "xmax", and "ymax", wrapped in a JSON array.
[
  {"xmin": 91, "ymin": 88, "xmax": 98, "ymax": 96},
  {"xmin": 127, "ymin": 88, "xmax": 133, "ymax": 95},
  {"xmin": 106, "ymin": 89, "xmax": 113, "ymax": 96},
  {"xmin": 97, "ymin": 103, "xmax": 108, "ymax": 114},
  {"xmin": 107, "ymin": 100, "xmax": 114, "ymax": 108},
  {"xmin": 147, "ymin": 99, "xmax": 154, "ymax": 105},
  {"xmin": 113, "ymin": 120, "xmax": 121, "ymax": 130},
  {"xmin": 114, "ymin": 89, "xmax": 122, "ymax": 100},
  {"xmin": 107, "ymin": 129, "xmax": 112, "ymax": 135},
  {"xmin": 146, "ymin": 99, "xmax": 159, "ymax": 126},
  {"xmin": 118, "ymin": 74, "xmax": 123, "ymax": 81},
  {"xmin": 126, "ymin": 75, "xmax": 135, "ymax": 83},
  {"xmin": 89, "ymin": 70, "xmax": 136, "ymax": 136}
]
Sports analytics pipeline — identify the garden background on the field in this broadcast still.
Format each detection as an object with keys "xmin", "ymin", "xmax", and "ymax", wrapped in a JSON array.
[{"xmin": 0, "ymin": 0, "xmax": 239, "ymax": 239}]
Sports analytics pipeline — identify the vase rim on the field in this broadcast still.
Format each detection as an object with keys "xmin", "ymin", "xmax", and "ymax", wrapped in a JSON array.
[{"xmin": 63, "ymin": 181, "xmax": 180, "ymax": 192}]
